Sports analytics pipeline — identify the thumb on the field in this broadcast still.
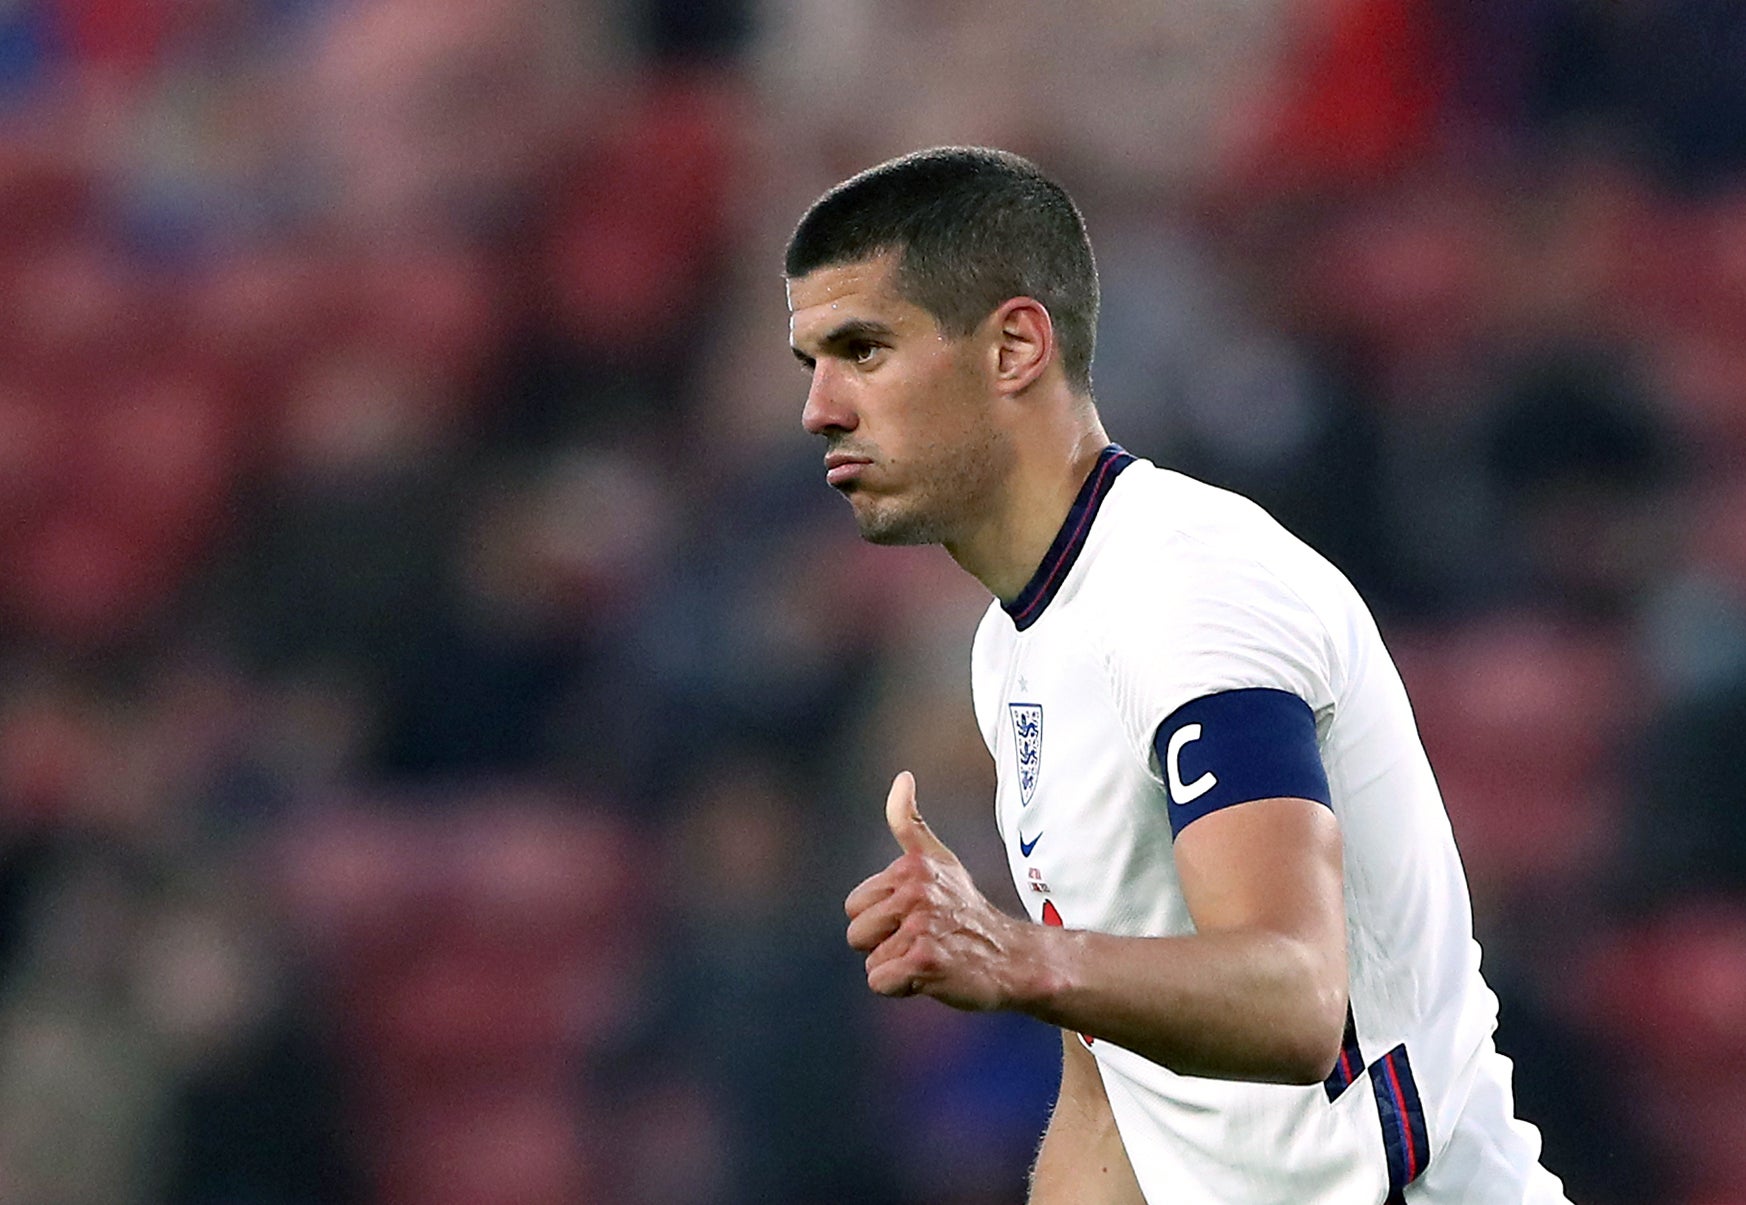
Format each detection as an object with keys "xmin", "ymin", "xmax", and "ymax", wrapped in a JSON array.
[{"xmin": 885, "ymin": 771, "xmax": 952, "ymax": 859}]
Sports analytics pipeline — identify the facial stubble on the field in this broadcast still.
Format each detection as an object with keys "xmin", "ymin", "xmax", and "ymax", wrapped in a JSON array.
[{"xmin": 847, "ymin": 422, "xmax": 1013, "ymax": 550}]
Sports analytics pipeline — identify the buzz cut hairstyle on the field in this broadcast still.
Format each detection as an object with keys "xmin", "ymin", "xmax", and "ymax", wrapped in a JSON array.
[{"xmin": 784, "ymin": 146, "xmax": 1100, "ymax": 396}]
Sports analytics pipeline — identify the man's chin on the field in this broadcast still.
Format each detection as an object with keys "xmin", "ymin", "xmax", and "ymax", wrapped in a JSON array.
[
  {"xmin": 848, "ymin": 496, "xmax": 936, "ymax": 546},
  {"xmin": 859, "ymin": 525, "xmax": 932, "ymax": 547}
]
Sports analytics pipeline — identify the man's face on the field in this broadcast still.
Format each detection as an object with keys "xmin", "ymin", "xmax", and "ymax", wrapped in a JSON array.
[{"xmin": 788, "ymin": 254, "xmax": 1009, "ymax": 546}]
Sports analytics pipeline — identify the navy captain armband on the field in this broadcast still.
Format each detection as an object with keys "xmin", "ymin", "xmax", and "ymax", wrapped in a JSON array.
[{"xmin": 1152, "ymin": 688, "xmax": 1331, "ymax": 837}]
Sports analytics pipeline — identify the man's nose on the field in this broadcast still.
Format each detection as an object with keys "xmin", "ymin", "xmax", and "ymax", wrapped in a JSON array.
[{"xmin": 802, "ymin": 364, "xmax": 857, "ymax": 436}]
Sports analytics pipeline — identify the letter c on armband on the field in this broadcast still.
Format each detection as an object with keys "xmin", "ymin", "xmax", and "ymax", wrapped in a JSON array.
[{"xmin": 1166, "ymin": 723, "xmax": 1218, "ymax": 806}]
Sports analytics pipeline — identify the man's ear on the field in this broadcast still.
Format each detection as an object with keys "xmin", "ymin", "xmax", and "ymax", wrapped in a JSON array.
[{"xmin": 988, "ymin": 297, "xmax": 1055, "ymax": 396}]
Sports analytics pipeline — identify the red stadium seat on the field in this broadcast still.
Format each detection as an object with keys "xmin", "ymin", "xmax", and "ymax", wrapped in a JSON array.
[
  {"xmin": 1575, "ymin": 900, "xmax": 1746, "ymax": 1198},
  {"xmin": 1390, "ymin": 617, "xmax": 1630, "ymax": 901},
  {"xmin": 274, "ymin": 792, "xmax": 650, "ymax": 1203}
]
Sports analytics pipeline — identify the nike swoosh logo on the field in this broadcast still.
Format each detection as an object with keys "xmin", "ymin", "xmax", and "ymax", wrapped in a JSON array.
[{"xmin": 1019, "ymin": 831, "xmax": 1043, "ymax": 857}]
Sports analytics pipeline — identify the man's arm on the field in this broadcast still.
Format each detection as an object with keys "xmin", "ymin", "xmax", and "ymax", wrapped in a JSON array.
[
  {"xmin": 1018, "ymin": 795, "xmax": 1347, "ymax": 1082},
  {"xmin": 844, "ymin": 774, "xmax": 1348, "ymax": 1085},
  {"xmin": 1029, "ymin": 1030, "xmax": 1145, "ymax": 1204}
]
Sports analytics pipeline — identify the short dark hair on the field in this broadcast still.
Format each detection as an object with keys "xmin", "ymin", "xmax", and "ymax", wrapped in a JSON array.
[{"xmin": 785, "ymin": 147, "xmax": 1099, "ymax": 395}]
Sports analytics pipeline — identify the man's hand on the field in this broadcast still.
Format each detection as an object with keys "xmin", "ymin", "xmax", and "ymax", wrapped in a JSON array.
[{"xmin": 844, "ymin": 771, "xmax": 1037, "ymax": 1011}]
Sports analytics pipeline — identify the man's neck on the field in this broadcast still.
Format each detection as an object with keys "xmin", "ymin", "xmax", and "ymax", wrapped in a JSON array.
[{"xmin": 945, "ymin": 419, "xmax": 1112, "ymax": 604}]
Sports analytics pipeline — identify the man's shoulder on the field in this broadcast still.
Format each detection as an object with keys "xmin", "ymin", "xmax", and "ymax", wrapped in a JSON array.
[
  {"xmin": 1074, "ymin": 460, "xmax": 1364, "ymax": 700},
  {"xmin": 1080, "ymin": 461, "xmax": 1322, "ymax": 615},
  {"xmin": 1096, "ymin": 459, "xmax": 1296, "ymax": 559},
  {"xmin": 1070, "ymin": 461, "xmax": 1356, "ymax": 732}
]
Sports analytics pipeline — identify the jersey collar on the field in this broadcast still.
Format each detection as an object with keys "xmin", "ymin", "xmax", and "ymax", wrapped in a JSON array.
[{"xmin": 1002, "ymin": 444, "xmax": 1136, "ymax": 631}]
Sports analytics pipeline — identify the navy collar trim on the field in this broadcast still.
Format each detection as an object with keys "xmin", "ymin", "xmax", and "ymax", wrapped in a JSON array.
[{"xmin": 1003, "ymin": 444, "xmax": 1135, "ymax": 631}]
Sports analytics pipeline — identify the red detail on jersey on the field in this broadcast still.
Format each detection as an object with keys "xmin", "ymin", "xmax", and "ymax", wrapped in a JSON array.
[{"xmin": 1385, "ymin": 1053, "xmax": 1418, "ymax": 1181}]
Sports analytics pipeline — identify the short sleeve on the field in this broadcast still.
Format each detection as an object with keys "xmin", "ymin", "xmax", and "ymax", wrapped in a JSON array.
[{"xmin": 1097, "ymin": 541, "xmax": 1338, "ymax": 781}]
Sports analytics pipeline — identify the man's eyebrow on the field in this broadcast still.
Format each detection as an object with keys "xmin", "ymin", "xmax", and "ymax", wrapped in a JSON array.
[
  {"xmin": 794, "ymin": 318, "xmax": 897, "ymax": 361},
  {"xmin": 820, "ymin": 318, "xmax": 895, "ymax": 345}
]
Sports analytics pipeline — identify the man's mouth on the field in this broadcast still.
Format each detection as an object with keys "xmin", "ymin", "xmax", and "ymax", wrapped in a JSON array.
[{"xmin": 824, "ymin": 452, "xmax": 873, "ymax": 487}]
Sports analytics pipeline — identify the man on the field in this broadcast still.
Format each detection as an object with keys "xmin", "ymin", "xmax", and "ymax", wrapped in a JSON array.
[{"xmin": 786, "ymin": 147, "xmax": 1570, "ymax": 1204}]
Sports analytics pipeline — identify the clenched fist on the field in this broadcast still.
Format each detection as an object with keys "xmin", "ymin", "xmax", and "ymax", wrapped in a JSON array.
[{"xmin": 844, "ymin": 771, "xmax": 1043, "ymax": 1012}]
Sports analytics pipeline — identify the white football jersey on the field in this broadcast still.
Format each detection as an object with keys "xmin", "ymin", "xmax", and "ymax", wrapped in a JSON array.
[{"xmin": 970, "ymin": 447, "xmax": 1570, "ymax": 1205}]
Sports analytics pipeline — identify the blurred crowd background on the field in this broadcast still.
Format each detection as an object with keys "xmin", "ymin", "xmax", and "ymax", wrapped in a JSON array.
[{"xmin": 2, "ymin": 0, "xmax": 1745, "ymax": 1202}]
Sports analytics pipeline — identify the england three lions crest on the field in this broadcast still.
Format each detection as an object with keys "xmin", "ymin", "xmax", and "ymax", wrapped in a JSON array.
[{"xmin": 1008, "ymin": 703, "xmax": 1043, "ymax": 806}]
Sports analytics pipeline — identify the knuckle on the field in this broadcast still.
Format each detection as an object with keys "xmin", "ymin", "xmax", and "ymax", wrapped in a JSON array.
[
  {"xmin": 897, "ymin": 911, "xmax": 931, "ymax": 941},
  {"xmin": 890, "ymin": 883, "xmax": 926, "ymax": 914}
]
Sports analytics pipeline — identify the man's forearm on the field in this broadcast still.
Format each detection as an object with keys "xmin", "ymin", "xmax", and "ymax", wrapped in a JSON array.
[
  {"xmin": 1007, "ymin": 924, "xmax": 1347, "ymax": 1085},
  {"xmin": 845, "ymin": 786, "xmax": 1347, "ymax": 1084}
]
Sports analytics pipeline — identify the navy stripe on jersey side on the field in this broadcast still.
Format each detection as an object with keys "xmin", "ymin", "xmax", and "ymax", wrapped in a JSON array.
[
  {"xmin": 1370, "ymin": 1043, "xmax": 1431, "ymax": 1200},
  {"xmin": 1323, "ymin": 1006, "xmax": 1365, "ymax": 1102},
  {"xmin": 1003, "ymin": 444, "xmax": 1135, "ymax": 631}
]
